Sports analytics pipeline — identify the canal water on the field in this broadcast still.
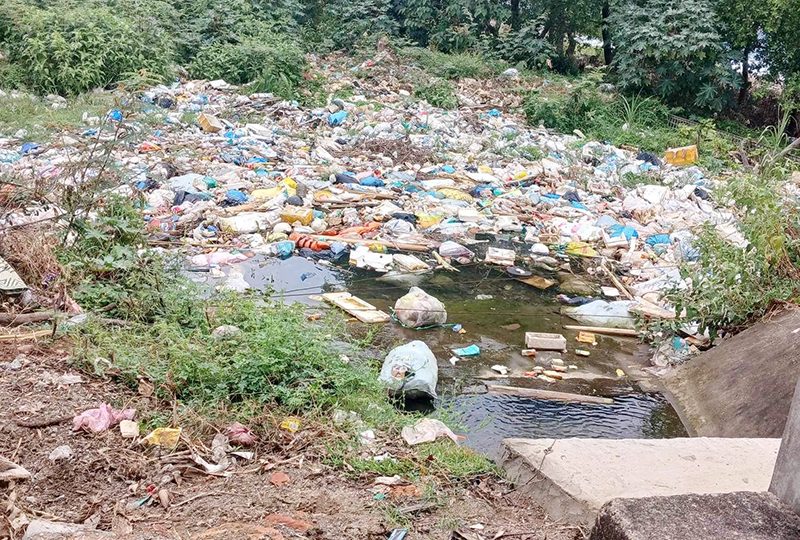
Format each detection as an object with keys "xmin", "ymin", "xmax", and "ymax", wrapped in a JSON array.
[{"xmin": 190, "ymin": 255, "xmax": 688, "ymax": 458}]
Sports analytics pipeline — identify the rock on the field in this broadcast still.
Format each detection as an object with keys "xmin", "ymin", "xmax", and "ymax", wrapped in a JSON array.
[
  {"xmin": 503, "ymin": 68, "xmax": 519, "ymax": 78},
  {"xmin": 589, "ymin": 492, "xmax": 800, "ymax": 540},
  {"xmin": 212, "ymin": 325, "xmax": 242, "ymax": 338},
  {"xmin": 48, "ymin": 445, "xmax": 72, "ymax": 462},
  {"xmin": 23, "ymin": 519, "xmax": 115, "ymax": 539},
  {"xmin": 558, "ymin": 274, "xmax": 600, "ymax": 296},
  {"xmin": 56, "ymin": 374, "xmax": 83, "ymax": 385}
]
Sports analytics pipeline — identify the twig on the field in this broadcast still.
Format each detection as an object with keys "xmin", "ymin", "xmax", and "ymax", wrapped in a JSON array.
[{"xmin": 171, "ymin": 491, "xmax": 239, "ymax": 508}]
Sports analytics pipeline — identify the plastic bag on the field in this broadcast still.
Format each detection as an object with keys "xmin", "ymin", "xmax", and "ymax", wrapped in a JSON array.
[
  {"xmin": 394, "ymin": 287, "xmax": 447, "ymax": 328},
  {"xmin": 379, "ymin": 341, "xmax": 439, "ymax": 399},
  {"xmin": 73, "ymin": 404, "xmax": 136, "ymax": 433},
  {"xmin": 439, "ymin": 241, "xmax": 473, "ymax": 259},
  {"xmin": 401, "ymin": 418, "xmax": 458, "ymax": 445},
  {"xmin": 561, "ymin": 300, "xmax": 636, "ymax": 329}
]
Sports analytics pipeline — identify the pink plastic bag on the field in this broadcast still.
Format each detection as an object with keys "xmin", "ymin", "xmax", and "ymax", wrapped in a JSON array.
[{"xmin": 73, "ymin": 404, "xmax": 136, "ymax": 433}]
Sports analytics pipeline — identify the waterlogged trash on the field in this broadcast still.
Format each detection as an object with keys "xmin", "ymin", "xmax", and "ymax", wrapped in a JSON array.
[
  {"xmin": 491, "ymin": 365, "xmax": 509, "ymax": 375},
  {"xmin": 401, "ymin": 418, "xmax": 459, "ymax": 446},
  {"xmin": 525, "ymin": 332, "xmax": 567, "ymax": 351},
  {"xmin": 379, "ymin": 341, "xmax": 438, "ymax": 399},
  {"xmin": 394, "ymin": 287, "xmax": 446, "ymax": 328},
  {"xmin": 142, "ymin": 427, "xmax": 181, "ymax": 449},
  {"xmin": 561, "ymin": 300, "xmax": 636, "ymax": 330},
  {"xmin": 453, "ymin": 344, "xmax": 481, "ymax": 356}
]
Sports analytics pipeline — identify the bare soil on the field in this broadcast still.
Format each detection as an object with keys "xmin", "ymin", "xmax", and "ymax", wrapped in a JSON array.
[{"xmin": 0, "ymin": 340, "xmax": 582, "ymax": 540}]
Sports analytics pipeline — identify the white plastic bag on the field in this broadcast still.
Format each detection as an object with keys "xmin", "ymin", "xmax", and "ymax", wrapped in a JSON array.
[
  {"xmin": 561, "ymin": 300, "xmax": 636, "ymax": 329},
  {"xmin": 394, "ymin": 287, "xmax": 447, "ymax": 328},
  {"xmin": 401, "ymin": 418, "xmax": 458, "ymax": 445},
  {"xmin": 379, "ymin": 341, "xmax": 439, "ymax": 399}
]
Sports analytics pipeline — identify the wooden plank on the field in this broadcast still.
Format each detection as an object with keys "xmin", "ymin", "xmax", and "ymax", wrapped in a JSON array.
[
  {"xmin": 487, "ymin": 384, "xmax": 614, "ymax": 405},
  {"xmin": 563, "ymin": 324, "xmax": 638, "ymax": 337},
  {"xmin": 321, "ymin": 292, "xmax": 390, "ymax": 323}
]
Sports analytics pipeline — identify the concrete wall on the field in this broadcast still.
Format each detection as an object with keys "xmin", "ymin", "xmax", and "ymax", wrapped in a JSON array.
[{"xmin": 770, "ymin": 377, "xmax": 800, "ymax": 513}]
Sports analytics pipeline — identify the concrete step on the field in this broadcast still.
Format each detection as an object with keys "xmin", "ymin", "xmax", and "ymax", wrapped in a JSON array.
[
  {"xmin": 589, "ymin": 492, "xmax": 800, "ymax": 540},
  {"xmin": 500, "ymin": 437, "xmax": 781, "ymax": 525}
]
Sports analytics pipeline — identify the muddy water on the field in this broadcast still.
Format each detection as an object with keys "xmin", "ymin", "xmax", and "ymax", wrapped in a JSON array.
[{"xmin": 192, "ymin": 256, "xmax": 687, "ymax": 457}]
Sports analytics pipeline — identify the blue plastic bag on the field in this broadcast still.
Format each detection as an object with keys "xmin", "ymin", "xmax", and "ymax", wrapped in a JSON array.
[
  {"xmin": 360, "ymin": 176, "xmax": 385, "ymax": 187},
  {"xmin": 328, "ymin": 111, "xmax": 348, "ymax": 126}
]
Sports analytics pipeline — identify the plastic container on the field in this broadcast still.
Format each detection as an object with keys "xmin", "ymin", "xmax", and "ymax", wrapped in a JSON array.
[{"xmin": 280, "ymin": 207, "xmax": 313, "ymax": 226}]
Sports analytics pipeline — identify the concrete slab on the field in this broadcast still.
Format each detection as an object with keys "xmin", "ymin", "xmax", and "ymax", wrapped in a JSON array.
[
  {"xmin": 589, "ymin": 492, "xmax": 800, "ymax": 540},
  {"xmin": 663, "ymin": 309, "xmax": 800, "ymax": 438},
  {"xmin": 501, "ymin": 437, "xmax": 781, "ymax": 525}
]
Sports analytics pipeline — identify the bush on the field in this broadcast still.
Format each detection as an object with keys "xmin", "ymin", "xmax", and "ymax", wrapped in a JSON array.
[
  {"xmin": 400, "ymin": 47, "xmax": 499, "ymax": 79},
  {"xmin": 2, "ymin": 6, "xmax": 174, "ymax": 95},
  {"xmin": 415, "ymin": 78, "xmax": 459, "ymax": 109},
  {"xmin": 188, "ymin": 38, "xmax": 306, "ymax": 99},
  {"xmin": 666, "ymin": 172, "xmax": 800, "ymax": 338},
  {"xmin": 524, "ymin": 83, "xmax": 604, "ymax": 134}
]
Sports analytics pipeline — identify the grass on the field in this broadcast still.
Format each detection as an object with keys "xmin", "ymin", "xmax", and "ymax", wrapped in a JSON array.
[
  {"xmin": 399, "ymin": 47, "xmax": 502, "ymax": 80},
  {"xmin": 414, "ymin": 78, "xmax": 459, "ymax": 110},
  {"xmin": 0, "ymin": 90, "xmax": 118, "ymax": 140}
]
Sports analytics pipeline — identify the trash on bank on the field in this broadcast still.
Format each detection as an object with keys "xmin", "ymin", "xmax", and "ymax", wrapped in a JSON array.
[
  {"xmin": 401, "ymin": 418, "xmax": 459, "ymax": 446},
  {"xmin": 452, "ymin": 344, "xmax": 481, "ymax": 357},
  {"xmin": 141, "ymin": 427, "xmax": 181, "ymax": 449},
  {"xmin": 72, "ymin": 404, "xmax": 136, "ymax": 434}
]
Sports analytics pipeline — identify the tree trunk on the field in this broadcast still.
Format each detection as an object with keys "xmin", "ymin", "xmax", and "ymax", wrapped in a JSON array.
[
  {"xmin": 602, "ymin": 0, "xmax": 613, "ymax": 65},
  {"xmin": 738, "ymin": 45, "xmax": 751, "ymax": 105},
  {"xmin": 511, "ymin": 0, "xmax": 520, "ymax": 30}
]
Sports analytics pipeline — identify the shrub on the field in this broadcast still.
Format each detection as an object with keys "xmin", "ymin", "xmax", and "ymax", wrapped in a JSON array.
[
  {"xmin": 415, "ymin": 78, "xmax": 459, "ymax": 109},
  {"xmin": 2, "ymin": 6, "xmax": 174, "ymax": 95},
  {"xmin": 188, "ymin": 38, "xmax": 306, "ymax": 99},
  {"xmin": 400, "ymin": 47, "xmax": 499, "ymax": 79},
  {"xmin": 524, "ymin": 83, "xmax": 604, "ymax": 134},
  {"xmin": 313, "ymin": 0, "xmax": 397, "ymax": 51}
]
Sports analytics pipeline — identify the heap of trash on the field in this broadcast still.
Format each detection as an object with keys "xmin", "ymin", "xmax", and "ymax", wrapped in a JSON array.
[{"xmin": 0, "ymin": 55, "xmax": 745, "ymax": 371}]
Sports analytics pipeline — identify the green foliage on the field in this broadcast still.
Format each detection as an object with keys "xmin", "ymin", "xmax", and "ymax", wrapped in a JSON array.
[
  {"xmin": 2, "ymin": 5, "xmax": 174, "ymax": 95},
  {"xmin": 188, "ymin": 38, "xmax": 306, "ymax": 100},
  {"xmin": 493, "ymin": 23, "xmax": 555, "ymax": 70},
  {"xmin": 414, "ymin": 78, "xmax": 459, "ymax": 109},
  {"xmin": 610, "ymin": 0, "xmax": 739, "ymax": 111},
  {"xmin": 397, "ymin": 0, "xmax": 506, "ymax": 52},
  {"xmin": 400, "ymin": 47, "xmax": 499, "ymax": 79},
  {"xmin": 666, "ymin": 173, "xmax": 800, "ymax": 337},
  {"xmin": 311, "ymin": 0, "xmax": 397, "ymax": 51},
  {"xmin": 523, "ymin": 79, "xmax": 604, "ymax": 134}
]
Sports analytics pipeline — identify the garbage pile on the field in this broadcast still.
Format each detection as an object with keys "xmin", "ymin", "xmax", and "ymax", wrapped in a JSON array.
[{"xmin": 0, "ymin": 56, "xmax": 743, "ymax": 364}]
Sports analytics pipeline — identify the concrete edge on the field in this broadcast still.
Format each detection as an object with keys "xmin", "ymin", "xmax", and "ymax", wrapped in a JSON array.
[{"xmin": 500, "ymin": 438, "xmax": 597, "ymax": 525}]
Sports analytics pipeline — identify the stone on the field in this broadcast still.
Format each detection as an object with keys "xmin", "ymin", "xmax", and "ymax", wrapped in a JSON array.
[
  {"xmin": 770, "ymin": 376, "xmax": 800, "ymax": 512},
  {"xmin": 212, "ymin": 325, "xmax": 242, "ymax": 338},
  {"xmin": 501, "ymin": 437, "xmax": 781, "ymax": 525},
  {"xmin": 589, "ymin": 492, "xmax": 800, "ymax": 540},
  {"xmin": 48, "ymin": 445, "xmax": 72, "ymax": 462},
  {"xmin": 23, "ymin": 519, "xmax": 115, "ymax": 539}
]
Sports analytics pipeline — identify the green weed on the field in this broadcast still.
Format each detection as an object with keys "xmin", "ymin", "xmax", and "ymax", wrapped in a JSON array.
[{"xmin": 415, "ymin": 78, "xmax": 459, "ymax": 110}]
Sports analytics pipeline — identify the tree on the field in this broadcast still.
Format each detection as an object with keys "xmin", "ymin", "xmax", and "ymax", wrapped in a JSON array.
[
  {"xmin": 611, "ymin": 0, "xmax": 739, "ymax": 110},
  {"xmin": 714, "ymin": 0, "xmax": 769, "ymax": 104}
]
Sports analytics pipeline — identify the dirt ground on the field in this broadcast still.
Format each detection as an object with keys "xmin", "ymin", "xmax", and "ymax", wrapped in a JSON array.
[{"xmin": 0, "ymin": 340, "xmax": 583, "ymax": 540}]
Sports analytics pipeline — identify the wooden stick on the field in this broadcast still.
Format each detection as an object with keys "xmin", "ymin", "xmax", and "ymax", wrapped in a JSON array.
[
  {"xmin": 0, "ymin": 311, "xmax": 55, "ymax": 326},
  {"xmin": 0, "ymin": 329, "xmax": 53, "ymax": 341},
  {"xmin": 599, "ymin": 264, "xmax": 635, "ymax": 301},
  {"xmin": 487, "ymin": 385, "xmax": 614, "ymax": 404},
  {"xmin": 308, "ymin": 235, "xmax": 436, "ymax": 252},
  {"xmin": 563, "ymin": 325, "xmax": 638, "ymax": 336}
]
